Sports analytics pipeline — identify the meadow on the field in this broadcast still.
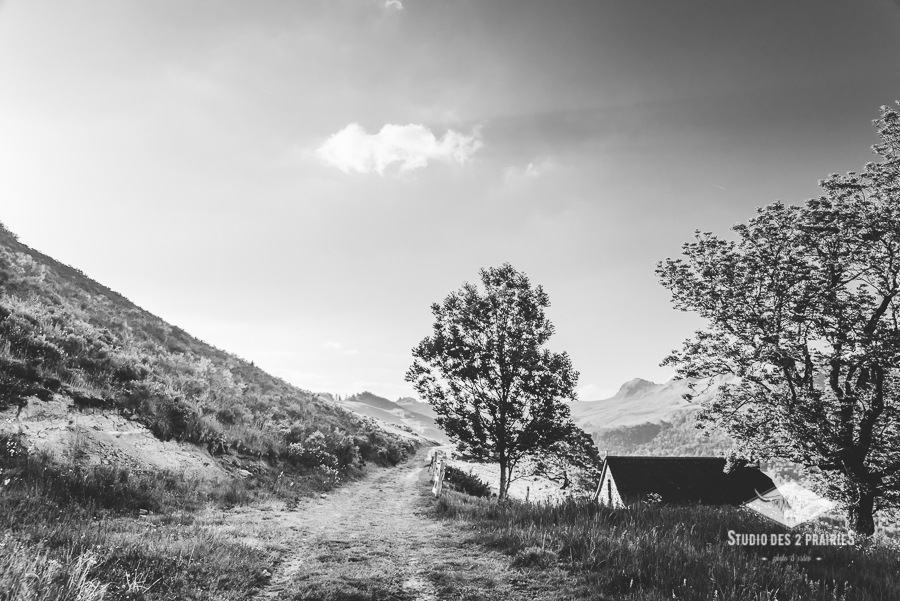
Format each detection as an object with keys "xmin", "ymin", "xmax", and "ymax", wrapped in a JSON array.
[{"xmin": 434, "ymin": 491, "xmax": 900, "ymax": 601}]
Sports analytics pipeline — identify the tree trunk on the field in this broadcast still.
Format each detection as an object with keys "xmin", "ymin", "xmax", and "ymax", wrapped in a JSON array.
[
  {"xmin": 849, "ymin": 487, "xmax": 876, "ymax": 537},
  {"xmin": 498, "ymin": 461, "xmax": 507, "ymax": 500}
]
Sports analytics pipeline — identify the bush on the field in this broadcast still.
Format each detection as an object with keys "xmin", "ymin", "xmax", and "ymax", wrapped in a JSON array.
[
  {"xmin": 444, "ymin": 465, "xmax": 491, "ymax": 498},
  {"xmin": 287, "ymin": 431, "xmax": 339, "ymax": 469}
]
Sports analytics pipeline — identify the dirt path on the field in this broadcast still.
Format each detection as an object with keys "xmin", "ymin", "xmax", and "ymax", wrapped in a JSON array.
[{"xmin": 221, "ymin": 450, "xmax": 572, "ymax": 601}]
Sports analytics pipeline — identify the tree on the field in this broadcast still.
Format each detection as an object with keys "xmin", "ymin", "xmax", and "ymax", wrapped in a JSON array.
[
  {"xmin": 519, "ymin": 425, "xmax": 602, "ymax": 494},
  {"xmin": 657, "ymin": 104, "xmax": 900, "ymax": 536},
  {"xmin": 405, "ymin": 263, "xmax": 582, "ymax": 499}
]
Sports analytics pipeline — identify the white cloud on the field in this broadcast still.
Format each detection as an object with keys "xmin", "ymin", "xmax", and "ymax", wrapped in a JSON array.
[
  {"xmin": 384, "ymin": 0, "xmax": 403, "ymax": 10},
  {"xmin": 324, "ymin": 340, "xmax": 359, "ymax": 355},
  {"xmin": 316, "ymin": 123, "xmax": 482, "ymax": 175},
  {"xmin": 503, "ymin": 158, "xmax": 554, "ymax": 184}
]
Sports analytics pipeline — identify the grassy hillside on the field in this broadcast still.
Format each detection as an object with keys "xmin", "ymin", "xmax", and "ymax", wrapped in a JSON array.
[
  {"xmin": 0, "ymin": 220, "xmax": 420, "ymax": 600},
  {"xmin": 334, "ymin": 391, "xmax": 449, "ymax": 444},
  {"xmin": 0, "ymin": 221, "xmax": 416, "ymax": 469}
]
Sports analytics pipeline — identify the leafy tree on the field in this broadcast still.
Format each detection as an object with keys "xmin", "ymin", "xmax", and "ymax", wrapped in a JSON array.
[
  {"xmin": 519, "ymin": 425, "xmax": 602, "ymax": 494},
  {"xmin": 406, "ymin": 263, "xmax": 582, "ymax": 498},
  {"xmin": 657, "ymin": 104, "xmax": 900, "ymax": 536}
]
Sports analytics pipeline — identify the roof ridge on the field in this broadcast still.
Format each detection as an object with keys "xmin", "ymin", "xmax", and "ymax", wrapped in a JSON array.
[{"xmin": 605, "ymin": 455, "xmax": 725, "ymax": 460}]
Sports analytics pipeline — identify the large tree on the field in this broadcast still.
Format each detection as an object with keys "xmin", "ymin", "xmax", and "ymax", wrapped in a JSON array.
[
  {"xmin": 405, "ymin": 263, "xmax": 582, "ymax": 499},
  {"xmin": 657, "ymin": 105, "xmax": 900, "ymax": 536}
]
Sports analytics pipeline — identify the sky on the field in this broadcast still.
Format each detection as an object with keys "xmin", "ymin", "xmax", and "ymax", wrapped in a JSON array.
[{"xmin": 1, "ymin": 0, "xmax": 899, "ymax": 401}]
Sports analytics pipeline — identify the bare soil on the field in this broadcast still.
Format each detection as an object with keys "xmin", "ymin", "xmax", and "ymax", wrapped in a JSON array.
[
  {"xmin": 1, "ymin": 399, "xmax": 227, "ymax": 477},
  {"xmin": 218, "ymin": 449, "xmax": 573, "ymax": 601}
]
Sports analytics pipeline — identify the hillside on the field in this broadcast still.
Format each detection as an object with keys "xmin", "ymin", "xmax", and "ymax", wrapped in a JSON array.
[
  {"xmin": 396, "ymin": 395, "xmax": 437, "ymax": 419},
  {"xmin": 329, "ymin": 391, "xmax": 449, "ymax": 444},
  {"xmin": 572, "ymin": 376, "xmax": 734, "ymax": 456},
  {"xmin": 0, "ymin": 222, "xmax": 417, "ymax": 476}
]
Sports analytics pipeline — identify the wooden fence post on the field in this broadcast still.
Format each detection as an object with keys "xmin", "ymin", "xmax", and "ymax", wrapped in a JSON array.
[{"xmin": 432, "ymin": 452, "xmax": 447, "ymax": 496}]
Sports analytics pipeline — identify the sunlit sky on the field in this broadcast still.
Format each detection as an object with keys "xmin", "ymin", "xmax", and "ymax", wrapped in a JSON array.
[{"xmin": 2, "ymin": 1, "xmax": 899, "ymax": 400}]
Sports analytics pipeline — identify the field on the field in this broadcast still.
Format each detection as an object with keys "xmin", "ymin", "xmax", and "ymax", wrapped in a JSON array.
[{"xmin": 434, "ymin": 491, "xmax": 900, "ymax": 600}]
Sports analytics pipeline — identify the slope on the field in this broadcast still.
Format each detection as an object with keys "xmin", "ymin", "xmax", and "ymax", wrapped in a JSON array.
[
  {"xmin": 331, "ymin": 391, "xmax": 449, "ymax": 444},
  {"xmin": 0, "ymin": 222, "xmax": 416, "ymax": 475},
  {"xmin": 571, "ymin": 376, "xmax": 735, "ymax": 456}
]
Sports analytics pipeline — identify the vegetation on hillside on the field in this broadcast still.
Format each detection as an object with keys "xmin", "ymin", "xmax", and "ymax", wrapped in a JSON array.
[
  {"xmin": 0, "ymin": 224, "xmax": 416, "ymax": 470},
  {"xmin": 0, "ymin": 222, "xmax": 418, "ymax": 599},
  {"xmin": 593, "ymin": 412, "xmax": 733, "ymax": 457},
  {"xmin": 1, "ymin": 432, "xmax": 297, "ymax": 600}
]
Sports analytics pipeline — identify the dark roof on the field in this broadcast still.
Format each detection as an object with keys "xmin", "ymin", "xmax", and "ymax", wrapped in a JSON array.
[{"xmin": 603, "ymin": 456, "xmax": 776, "ymax": 506}]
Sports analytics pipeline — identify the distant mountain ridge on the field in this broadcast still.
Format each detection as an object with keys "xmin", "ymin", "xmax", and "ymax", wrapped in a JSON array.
[
  {"xmin": 572, "ymin": 376, "xmax": 736, "ymax": 456},
  {"xmin": 329, "ymin": 391, "xmax": 448, "ymax": 444},
  {"xmin": 396, "ymin": 396, "xmax": 437, "ymax": 419}
]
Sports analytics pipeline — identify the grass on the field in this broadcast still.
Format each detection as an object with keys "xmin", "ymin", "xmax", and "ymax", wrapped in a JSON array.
[
  {"xmin": 0, "ymin": 431, "xmax": 408, "ymax": 601},
  {"xmin": 433, "ymin": 492, "xmax": 900, "ymax": 600},
  {"xmin": 0, "ymin": 224, "xmax": 419, "ymax": 472},
  {"xmin": 0, "ymin": 448, "xmax": 277, "ymax": 601}
]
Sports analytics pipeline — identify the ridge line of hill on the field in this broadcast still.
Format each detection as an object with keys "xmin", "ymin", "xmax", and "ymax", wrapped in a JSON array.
[{"xmin": 0, "ymin": 222, "xmax": 421, "ymax": 478}]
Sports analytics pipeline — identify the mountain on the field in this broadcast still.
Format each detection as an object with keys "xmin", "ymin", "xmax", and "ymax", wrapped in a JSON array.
[
  {"xmin": 572, "ymin": 376, "xmax": 736, "ymax": 456},
  {"xmin": 0, "ymin": 222, "xmax": 417, "ymax": 475},
  {"xmin": 332, "ymin": 391, "xmax": 448, "ymax": 444},
  {"xmin": 396, "ymin": 396, "xmax": 437, "ymax": 419},
  {"xmin": 571, "ymin": 376, "xmax": 731, "ymax": 430}
]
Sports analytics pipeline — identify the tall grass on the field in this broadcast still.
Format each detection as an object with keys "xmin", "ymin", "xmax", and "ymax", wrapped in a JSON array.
[
  {"xmin": 0, "ymin": 438, "xmax": 289, "ymax": 600},
  {"xmin": 1, "ymin": 426, "xmax": 418, "ymax": 600},
  {"xmin": 0, "ymin": 537, "xmax": 108, "ymax": 601},
  {"xmin": 435, "ymin": 493, "xmax": 900, "ymax": 600}
]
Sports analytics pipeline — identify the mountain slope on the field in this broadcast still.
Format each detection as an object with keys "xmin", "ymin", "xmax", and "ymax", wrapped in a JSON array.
[
  {"xmin": 572, "ymin": 376, "xmax": 735, "ymax": 456},
  {"xmin": 0, "ymin": 222, "xmax": 416, "ymax": 474},
  {"xmin": 332, "ymin": 391, "xmax": 449, "ymax": 444},
  {"xmin": 396, "ymin": 396, "xmax": 437, "ymax": 420},
  {"xmin": 570, "ymin": 377, "xmax": 727, "ymax": 430}
]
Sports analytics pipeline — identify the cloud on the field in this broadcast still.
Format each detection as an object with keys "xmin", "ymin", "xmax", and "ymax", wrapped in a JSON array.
[
  {"xmin": 384, "ymin": 0, "xmax": 403, "ymax": 10},
  {"xmin": 324, "ymin": 340, "xmax": 359, "ymax": 355},
  {"xmin": 316, "ymin": 123, "xmax": 482, "ymax": 175},
  {"xmin": 502, "ymin": 158, "xmax": 554, "ymax": 184}
]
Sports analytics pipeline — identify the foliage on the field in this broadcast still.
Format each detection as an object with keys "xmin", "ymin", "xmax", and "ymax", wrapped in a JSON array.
[
  {"xmin": 406, "ymin": 263, "xmax": 581, "ymax": 498},
  {"xmin": 435, "ymin": 491, "xmax": 900, "ymax": 600},
  {"xmin": 593, "ymin": 412, "xmax": 734, "ymax": 457},
  {"xmin": 1, "ymin": 538, "xmax": 109, "ymax": 601},
  {"xmin": 520, "ymin": 425, "xmax": 602, "ymax": 493},
  {"xmin": 0, "ymin": 435, "xmax": 283, "ymax": 600},
  {"xmin": 657, "ymin": 104, "xmax": 900, "ymax": 536},
  {"xmin": 0, "ymin": 224, "xmax": 417, "ymax": 482},
  {"xmin": 444, "ymin": 465, "xmax": 492, "ymax": 498}
]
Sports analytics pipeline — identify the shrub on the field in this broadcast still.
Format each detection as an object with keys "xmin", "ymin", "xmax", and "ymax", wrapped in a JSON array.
[
  {"xmin": 287, "ymin": 431, "xmax": 339, "ymax": 470},
  {"xmin": 444, "ymin": 465, "xmax": 491, "ymax": 498}
]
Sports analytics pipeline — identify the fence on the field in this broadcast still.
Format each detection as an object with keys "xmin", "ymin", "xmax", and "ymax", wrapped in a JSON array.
[{"xmin": 429, "ymin": 449, "xmax": 447, "ymax": 496}]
